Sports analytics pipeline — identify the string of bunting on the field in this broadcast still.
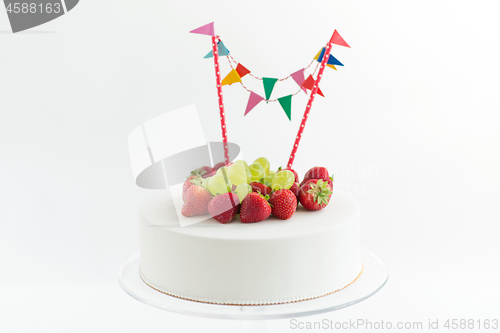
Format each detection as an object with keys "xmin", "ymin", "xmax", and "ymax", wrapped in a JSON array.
[{"xmin": 190, "ymin": 22, "xmax": 350, "ymax": 169}]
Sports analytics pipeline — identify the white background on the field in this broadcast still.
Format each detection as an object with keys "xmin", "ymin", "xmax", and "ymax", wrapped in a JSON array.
[{"xmin": 1, "ymin": 0, "xmax": 499, "ymax": 332}]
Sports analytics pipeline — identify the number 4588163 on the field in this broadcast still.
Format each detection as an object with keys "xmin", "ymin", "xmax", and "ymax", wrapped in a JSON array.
[{"xmin": 6, "ymin": 3, "xmax": 61, "ymax": 14}]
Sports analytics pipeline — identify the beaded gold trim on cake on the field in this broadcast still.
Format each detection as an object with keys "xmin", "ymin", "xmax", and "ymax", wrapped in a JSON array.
[{"xmin": 139, "ymin": 262, "xmax": 363, "ymax": 306}]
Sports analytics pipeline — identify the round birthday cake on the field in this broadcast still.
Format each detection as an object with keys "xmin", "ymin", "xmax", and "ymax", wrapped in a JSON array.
[
  {"xmin": 139, "ymin": 162, "xmax": 363, "ymax": 305},
  {"xmin": 135, "ymin": 24, "xmax": 359, "ymax": 305}
]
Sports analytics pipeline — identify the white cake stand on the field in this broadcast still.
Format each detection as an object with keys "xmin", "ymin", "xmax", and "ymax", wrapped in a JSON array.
[{"xmin": 119, "ymin": 248, "xmax": 388, "ymax": 331}]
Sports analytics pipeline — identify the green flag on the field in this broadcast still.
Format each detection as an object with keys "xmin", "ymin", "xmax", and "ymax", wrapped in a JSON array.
[
  {"xmin": 278, "ymin": 95, "xmax": 292, "ymax": 121},
  {"xmin": 262, "ymin": 77, "xmax": 278, "ymax": 101}
]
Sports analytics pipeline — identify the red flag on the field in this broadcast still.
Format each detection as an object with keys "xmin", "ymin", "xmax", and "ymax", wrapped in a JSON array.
[
  {"xmin": 236, "ymin": 63, "xmax": 251, "ymax": 78},
  {"xmin": 330, "ymin": 30, "xmax": 350, "ymax": 48},
  {"xmin": 301, "ymin": 75, "xmax": 324, "ymax": 97}
]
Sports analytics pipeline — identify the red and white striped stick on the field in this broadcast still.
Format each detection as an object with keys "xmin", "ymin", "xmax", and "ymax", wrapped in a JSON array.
[
  {"xmin": 287, "ymin": 32, "xmax": 336, "ymax": 169},
  {"xmin": 211, "ymin": 35, "xmax": 230, "ymax": 166}
]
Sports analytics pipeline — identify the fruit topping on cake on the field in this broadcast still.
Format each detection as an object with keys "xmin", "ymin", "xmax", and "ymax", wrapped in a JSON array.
[
  {"xmin": 269, "ymin": 189, "xmax": 297, "ymax": 220},
  {"xmin": 181, "ymin": 185, "xmax": 213, "ymax": 217},
  {"xmin": 182, "ymin": 175, "xmax": 203, "ymax": 201},
  {"xmin": 250, "ymin": 182, "xmax": 272, "ymax": 196},
  {"xmin": 299, "ymin": 179, "xmax": 333, "ymax": 211},
  {"xmin": 240, "ymin": 192, "xmax": 272, "ymax": 223},
  {"xmin": 208, "ymin": 192, "xmax": 240, "ymax": 223},
  {"xmin": 182, "ymin": 160, "xmax": 334, "ymax": 222}
]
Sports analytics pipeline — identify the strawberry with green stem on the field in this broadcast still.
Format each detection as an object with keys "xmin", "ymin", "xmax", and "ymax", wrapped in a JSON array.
[{"xmin": 298, "ymin": 179, "xmax": 333, "ymax": 211}]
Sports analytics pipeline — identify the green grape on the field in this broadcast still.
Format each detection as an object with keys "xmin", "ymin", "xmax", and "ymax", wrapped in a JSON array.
[
  {"xmin": 234, "ymin": 183, "xmax": 252, "ymax": 203},
  {"xmin": 271, "ymin": 170, "xmax": 294, "ymax": 191},
  {"xmin": 227, "ymin": 163, "xmax": 247, "ymax": 186},
  {"xmin": 202, "ymin": 177, "xmax": 210, "ymax": 190},
  {"xmin": 253, "ymin": 157, "xmax": 270, "ymax": 174},
  {"xmin": 216, "ymin": 166, "xmax": 228, "ymax": 176},
  {"xmin": 208, "ymin": 174, "xmax": 231, "ymax": 195},
  {"xmin": 248, "ymin": 163, "xmax": 265, "ymax": 182},
  {"xmin": 244, "ymin": 166, "xmax": 252, "ymax": 184},
  {"xmin": 265, "ymin": 171, "xmax": 276, "ymax": 185},
  {"xmin": 234, "ymin": 160, "xmax": 248, "ymax": 168}
]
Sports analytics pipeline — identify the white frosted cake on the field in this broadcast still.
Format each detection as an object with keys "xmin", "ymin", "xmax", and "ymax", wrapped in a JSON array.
[{"xmin": 139, "ymin": 191, "xmax": 362, "ymax": 305}]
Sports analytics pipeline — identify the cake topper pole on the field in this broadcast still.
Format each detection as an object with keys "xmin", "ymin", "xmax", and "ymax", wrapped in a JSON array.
[
  {"xmin": 190, "ymin": 22, "xmax": 230, "ymax": 166},
  {"xmin": 287, "ymin": 31, "xmax": 337, "ymax": 169},
  {"xmin": 211, "ymin": 35, "xmax": 230, "ymax": 166}
]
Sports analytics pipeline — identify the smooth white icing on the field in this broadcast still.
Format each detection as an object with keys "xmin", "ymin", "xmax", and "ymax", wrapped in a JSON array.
[{"xmin": 139, "ymin": 192, "xmax": 362, "ymax": 305}]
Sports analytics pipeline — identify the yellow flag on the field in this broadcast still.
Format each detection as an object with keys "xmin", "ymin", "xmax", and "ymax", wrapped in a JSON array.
[{"xmin": 221, "ymin": 69, "xmax": 241, "ymax": 86}]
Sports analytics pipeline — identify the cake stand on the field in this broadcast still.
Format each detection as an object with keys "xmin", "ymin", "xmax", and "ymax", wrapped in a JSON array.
[{"xmin": 119, "ymin": 248, "xmax": 388, "ymax": 331}]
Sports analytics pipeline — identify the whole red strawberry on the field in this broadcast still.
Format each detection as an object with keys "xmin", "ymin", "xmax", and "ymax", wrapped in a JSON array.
[
  {"xmin": 269, "ymin": 189, "xmax": 297, "ymax": 220},
  {"xmin": 213, "ymin": 162, "xmax": 225, "ymax": 171},
  {"xmin": 191, "ymin": 166, "xmax": 214, "ymax": 179},
  {"xmin": 181, "ymin": 185, "xmax": 213, "ymax": 217},
  {"xmin": 240, "ymin": 192, "xmax": 272, "ymax": 223},
  {"xmin": 300, "ymin": 166, "xmax": 330, "ymax": 187},
  {"xmin": 250, "ymin": 182, "xmax": 272, "ymax": 196},
  {"xmin": 182, "ymin": 175, "xmax": 203, "ymax": 201},
  {"xmin": 299, "ymin": 179, "xmax": 333, "ymax": 211},
  {"xmin": 208, "ymin": 192, "xmax": 240, "ymax": 224},
  {"xmin": 278, "ymin": 167, "xmax": 299, "ymax": 183}
]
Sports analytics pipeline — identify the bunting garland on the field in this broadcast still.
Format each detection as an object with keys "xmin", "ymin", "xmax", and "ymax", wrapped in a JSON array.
[{"xmin": 191, "ymin": 22, "xmax": 350, "ymax": 167}]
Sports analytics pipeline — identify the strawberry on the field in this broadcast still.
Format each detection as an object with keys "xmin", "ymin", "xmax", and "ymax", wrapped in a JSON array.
[
  {"xmin": 213, "ymin": 162, "xmax": 225, "ymax": 171},
  {"xmin": 278, "ymin": 167, "xmax": 299, "ymax": 183},
  {"xmin": 300, "ymin": 166, "xmax": 330, "ymax": 187},
  {"xmin": 191, "ymin": 166, "xmax": 214, "ymax": 179},
  {"xmin": 240, "ymin": 192, "xmax": 272, "ymax": 223},
  {"xmin": 204, "ymin": 170, "xmax": 216, "ymax": 178},
  {"xmin": 298, "ymin": 179, "xmax": 333, "ymax": 211},
  {"xmin": 208, "ymin": 192, "xmax": 240, "ymax": 224},
  {"xmin": 269, "ymin": 189, "xmax": 297, "ymax": 220},
  {"xmin": 182, "ymin": 175, "xmax": 203, "ymax": 201},
  {"xmin": 181, "ymin": 185, "xmax": 213, "ymax": 217},
  {"xmin": 289, "ymin": 182, "xmax": 300, "ymax": 205},
  {"xmin": 250, "ymin": 182, "xmax": 272, "ymax": 196}
]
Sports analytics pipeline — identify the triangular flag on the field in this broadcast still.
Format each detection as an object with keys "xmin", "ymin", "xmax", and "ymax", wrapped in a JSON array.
[
  {"xmin": 330, "ymin": 30, "xmax": 350, "ymax": 48},
  {"xmin": 278, "ymin": 95, "xmax": 292, "ymax": 121},
  {"xmin": 262, "ymin": 77, "xmax": 278, "ymax": 101},
  {"xmin": 314, "ymin": 49, "xmax": 321, "ymax": 61},
  {"xmin": 316, "ymin": 48, "xmax": 326, "ymax": 62},
  {"xmin": 316, "ymin": 47, "xmax": 343, "ymax": 67},
  {"xmin": 301, "ymin": 75, "xmax": 315, "ymax": 90},
  {"xmin": 327, "ymin": 54, "xmax": 343, "ymax": 66},
  {"xmin": 327, "ymin": 64, "xmax": 337, "ymax": 70},
  {"xmin": 244, "ymin": 92, "xmax": 264, "ymax": 116},
  {"xmin": 203, "ymin": 41, "xmax": 230, "ymax": 58},
  {"xmin": 290, "ymin": 69, "xmax": 307, "ymax": 93},
  {"xmin": 301, "ymin": 75, "xmax": 325, "ymax": 97},
  {"xmin": 190, "ymin": 22, "xmax": 215, "ymax": 36},
  {"xmin": 236, "ymin": 63, "xmax": 251, "ymax": 78},
  {"xmin": 221, "ymin": 69, "xmax": 241, "ymax": 86}
]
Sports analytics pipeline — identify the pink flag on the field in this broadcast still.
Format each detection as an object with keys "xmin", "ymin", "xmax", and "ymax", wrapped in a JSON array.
[
  {"xmin": 290, "ymin": 69, "xmax": 307, "ymax": 94},
  {"xmin": 244, "ymin": 91, "xmax": 264, "ymax": 116},
  {"xmin": 330, "ymin": 30, "xmax": 350, "ymax": 48},
  {"xmin": 190, "ymin": 22, "xmax": 215, "ymax": 36}
]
